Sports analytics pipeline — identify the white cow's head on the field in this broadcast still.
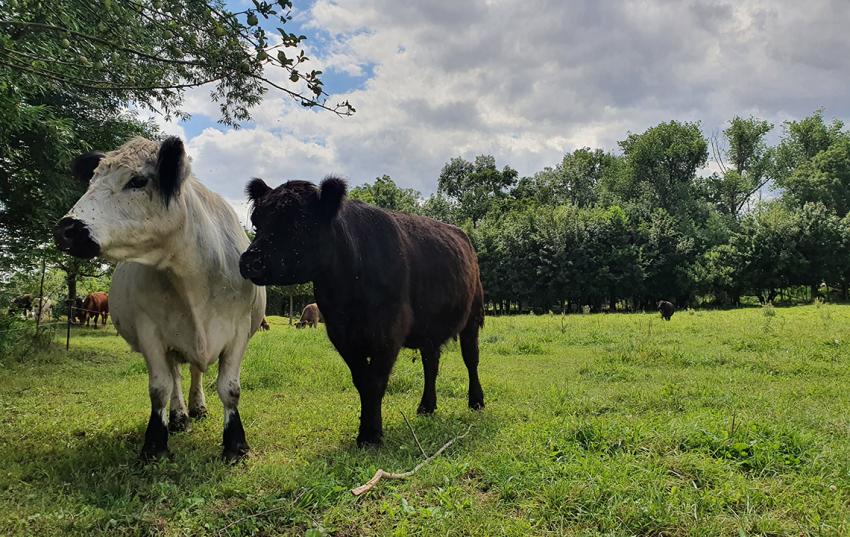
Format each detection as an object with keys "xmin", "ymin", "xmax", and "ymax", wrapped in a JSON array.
[{"xmin": 54, "ymin": 136, "xmax": 191, "ymax": 265}]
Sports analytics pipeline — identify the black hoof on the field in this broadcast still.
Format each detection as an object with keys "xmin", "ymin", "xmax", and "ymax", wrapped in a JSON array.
[
  {"xmin": 469, "ymin": 399, "xmax": 485, "ymax": 411},
  {"xmin": 189, "ymin": 406, "xmax": 208, "ymax": 420},
  {"xmin": 356, "ymin": 435, "xmax": 383, "ymax": 449},
  {"xmin": 222, "ymin": 444, "xmax": 250, "ymax": 464},
  {"xmin": 139, "ymin": 447, "xmax": 171, "ymax": 462},
  {"xmin": 416, "ymin": 404, "xmax": 436, "ymax": 416},
  {"xmin": 168, "ymin": 410, "xmax": 191, "ymax": 433}
]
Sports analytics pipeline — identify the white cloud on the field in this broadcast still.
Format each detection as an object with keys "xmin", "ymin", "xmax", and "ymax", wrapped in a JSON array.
[{"xmin": 157, "ymin": 0, "xmax": 850, "ymax": 211}]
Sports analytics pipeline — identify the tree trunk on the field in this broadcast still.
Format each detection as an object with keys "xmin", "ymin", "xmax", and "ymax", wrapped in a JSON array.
[{"xmin": 66, "ymin": 269, "xmax": 78, "ymax": 311}]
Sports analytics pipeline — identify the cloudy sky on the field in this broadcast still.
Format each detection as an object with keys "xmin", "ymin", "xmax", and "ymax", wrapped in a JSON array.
[{"xmin": 156, "ymin": 0, "xmax": 850, "ymax": 219}]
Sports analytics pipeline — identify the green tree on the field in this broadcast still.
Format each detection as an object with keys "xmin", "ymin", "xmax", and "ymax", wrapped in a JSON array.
[
  {"xmin": 0, "ymin": 0, "xmax": 352, "ymax": 123},
  {"xmin": 703, "ymin": 116, "xmax": 774, "ymax": 217},
  {"xmin": 348, "ymin": 175, "xmax": 421, "ymax": 213},
  {"xmin": 779, "ymin": 138, "xmax": 850, "ymax": 217},
  {"xmin": 437, "ymin": 155, "xmax": 518, "ymax": 226},
  {"xmin": 618, "ymin": 121, "xmax": 708, "ymax": 216},
  {"xmin": 513, "ymin": 148, "xmax": 621, "ymax": 208},
  {"xmin": 734, "ymin": 203, "xmax": 804, "ymax": 303}
]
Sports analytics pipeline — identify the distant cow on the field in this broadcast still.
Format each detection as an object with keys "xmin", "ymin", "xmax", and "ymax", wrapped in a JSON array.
[
  {"xmin": 55, "ymin": 136, "xmax": 266, "ymax": 461},
  {"xmin": 295, "ymin": 303, "xmax": 322, "ymax": 328},
  {"xmin": 240, "ymin": 177, "xmax": 485, "ymax": 447},
  {"xmin": 259, "ymin": 318, "xmax": 270, "ymax": 331},
  {"xmin": 657, "ymin": 300, "xmax": 675, "ymax": 321},
  {"xmin": 71, "ymin": 297, "xmax": 86, "ymax": 324},
  {"xmin": 9, "ymin": 294, "xmax": 32, "ymax": 318},
  {"xmin": 82, "ymin": 292, "xmax": 109, "ymax": 327},
  {"xmin": 33, "ymin": 297, "xmax": 53, "ymax": 324}
]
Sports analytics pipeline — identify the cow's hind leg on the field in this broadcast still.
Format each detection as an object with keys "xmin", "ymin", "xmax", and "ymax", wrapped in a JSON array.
[
  {"xmin": 417, "ymin": 345, "xmax": 440, "ymax": 415},
  {"xmin": 460, "ymin": 323, "xmax": 485, "ymax": 410},
  {"xmin": 218, "ymin": 345, "xmax": 249, "ymax": 462},
  {"xmin": 188, "ymin": 364, "xmax": 208, "ymax": 419},
  {"xmin": 141, "ymin": 349, "xmax": 173, "ymax": 460},
  {"xmin": 167, "ymin": 359, "xmax": 190, "ymax": 433},
  {"xmin": 349, "ymin": 352, "xmax": 394, "ymax": 447}
]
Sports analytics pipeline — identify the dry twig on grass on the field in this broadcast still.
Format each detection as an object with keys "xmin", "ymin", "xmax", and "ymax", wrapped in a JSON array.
[{"xmin": 350, "ymin": 423, "xmax": 473, "ymax": 496}]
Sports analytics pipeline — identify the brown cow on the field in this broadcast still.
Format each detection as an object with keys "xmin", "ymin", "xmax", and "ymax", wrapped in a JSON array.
[
  {"xmin": 240, "ymin": 177, "xmax": 485, "ymax": 447},
  {"xmin": 82, "ymin": 292, "xmax": 109, "ymax": 327},
  {"xmin": 295, "ymin": 303, "xmax": 322, "ymax": 328},
  {"xmin": 259, "ymin": 318, "xmax": 270, "ymax": 331}
]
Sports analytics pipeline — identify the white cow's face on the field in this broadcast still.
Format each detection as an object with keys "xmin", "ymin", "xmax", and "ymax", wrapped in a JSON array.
[{"xmin": 55, "ymin": 137, "xmax": 190, "ymax": 265}]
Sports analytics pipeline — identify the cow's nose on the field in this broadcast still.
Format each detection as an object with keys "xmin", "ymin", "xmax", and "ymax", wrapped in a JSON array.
[
  {"xmin": 239, "ymin": 252, "xmax": 266, "ymax": 281},
  {"xmin": 54, "ymin": 217, "xmax": 100, "ymax": 258}
]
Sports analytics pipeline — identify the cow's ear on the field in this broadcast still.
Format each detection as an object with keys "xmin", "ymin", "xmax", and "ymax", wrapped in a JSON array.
[
  {"xmin": 318, "ymin": 176, "xmax": 346, "ymax": 220},
  {"xmin": 155, "ymin": 136, "xmax": 188, "ymax": 206},
  {"xmin": 246, "ymin": 178, "xmax": 272, "ymax": 203},
  {"xmin": 71, "ymin": 152, "xmax": 104, "ymax": 184}
]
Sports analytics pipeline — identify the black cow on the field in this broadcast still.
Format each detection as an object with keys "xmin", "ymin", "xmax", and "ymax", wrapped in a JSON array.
[
  {"xmin": 240, "ymin": 177, "xmax": 485, "ymax": 447},
  {"xmin": 657, "ymin": 300, "xmax": 675, "ymax": 321},
  {"xmin": 9, "ymin": 294, "xmax": 32, "ymax": 317},
  {"xmin": 72, "ymin": 297, "xmax": 86, "ymax": 324}
]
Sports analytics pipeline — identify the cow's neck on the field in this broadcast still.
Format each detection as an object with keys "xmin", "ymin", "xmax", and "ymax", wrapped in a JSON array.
[{"xmin": 155, "ymin": 182, "xmax": 245, "ymax": 359}]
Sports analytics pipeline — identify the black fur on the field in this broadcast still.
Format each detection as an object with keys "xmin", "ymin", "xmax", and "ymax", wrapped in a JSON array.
[
  {"xmin": 71, "ymin": 152, "xmax": 105, "ymax": 184},
  {"xmin": 156, "ymin": 136, "xmax": 185, "ymax": 206},
  {"xmin": 241, "ymin": 178, "xmax": 485, "ymax": 447},
  {"xmin": 246, "ymin": 177, "xmax": 272, "ymax": 202},
  {"xmin": 318, "ymin": 176, "xmax": 346, "ymax": 220},
  {"xmin": 222, "ymin": 410, "xmax": 250, "ymax": 462},
  {"xmin": 140, "ymin": 409, "xmax": 170, "ymax": 460},
  {"xmin": 657, "ymin": 300, "xmax": 675, "ymax": 320}
]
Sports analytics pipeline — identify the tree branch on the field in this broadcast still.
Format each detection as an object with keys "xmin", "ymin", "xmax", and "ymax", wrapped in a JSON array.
[
  {"xmin": 0, "ymin": 20, "xmax": 204, "ymax": 66},
  {"xmin": 254, "ymin": 74, "xmax": 353, "ymax": 116},
  {"xmin": 350, "ymin": 424, "xmax": 473, "ymax": 496},
  {"xmin": 0, "ymin": 58, "xmax": 222, "ymax": 92}
]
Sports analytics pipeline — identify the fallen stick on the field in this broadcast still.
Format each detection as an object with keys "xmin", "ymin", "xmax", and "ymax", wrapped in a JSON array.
[{"xmin": 350, "ymin": 424, "xmax": 473, "ymax": 496}]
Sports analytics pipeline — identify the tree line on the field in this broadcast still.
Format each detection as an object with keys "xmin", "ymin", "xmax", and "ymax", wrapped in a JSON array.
[{"xmin": 350, "ymin": 112, "xmax": 850, "ymax": 313}]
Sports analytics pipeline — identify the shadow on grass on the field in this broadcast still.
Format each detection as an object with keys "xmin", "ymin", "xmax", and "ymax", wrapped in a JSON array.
[{"xmin": 7, "ymin": 402, "xmax": 500, "ymax": 534}]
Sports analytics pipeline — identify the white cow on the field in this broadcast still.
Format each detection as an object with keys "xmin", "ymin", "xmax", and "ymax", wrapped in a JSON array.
[
  {"xmin": 33, "ymin": 297, "xmax": 53, "ymax": 324},
  {"xmin": 55, "ymin": 137, "xmax": 266, "ymax": 461}
]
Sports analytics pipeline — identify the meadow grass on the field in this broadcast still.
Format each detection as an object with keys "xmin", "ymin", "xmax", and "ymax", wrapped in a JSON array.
[{"xmin": 1, "ymin": 306, "xmax": 849, "ymax": 535}]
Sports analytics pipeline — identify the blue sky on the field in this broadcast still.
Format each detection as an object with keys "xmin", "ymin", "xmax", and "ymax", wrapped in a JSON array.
[{"xmin": 154, "ymin": 0, "xmax": 850, "ymax": 217}]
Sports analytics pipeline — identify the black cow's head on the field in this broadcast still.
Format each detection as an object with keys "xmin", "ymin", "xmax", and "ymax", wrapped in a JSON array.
[{"xmin": 239, "ymin": 176, "xmax": 346, "ymax": 285}]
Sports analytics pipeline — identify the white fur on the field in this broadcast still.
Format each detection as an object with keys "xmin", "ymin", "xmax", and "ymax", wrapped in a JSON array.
[
  {"xmin": 33, "ymin": 297, "xmax": 53, "ymax": 324},
  {"xmin": 64, "ymin": 137, "xmax": 265, "ymax": 431}
]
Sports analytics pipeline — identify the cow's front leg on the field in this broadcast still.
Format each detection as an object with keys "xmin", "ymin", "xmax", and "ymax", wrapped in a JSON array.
[
  {"xmin": 141, "ymin": 356, "xmax": 173, "ymax": 460},
  {"xmin": 350, "ymin": 353, "xmax": 394, "ymax": 447},
  {"xmin": 168, "ymin": 360, "xmax": 190, "ymax": 433},
  {"xmin": 188, "ymin": 364, "xmax": 208, "ymax": 419},
  {"xmin": 218, "ymin": 347, "xmax": 249, "ymax": 462}
]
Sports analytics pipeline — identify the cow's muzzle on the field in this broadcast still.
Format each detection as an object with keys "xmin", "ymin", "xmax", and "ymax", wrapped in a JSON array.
[
  {"xmin": 54, "ymin": 217, "xmax": 100, "ymax": 259},
  {"xmin": 239, "ymin": 251, "xmax": 268, "ymax": 284}
]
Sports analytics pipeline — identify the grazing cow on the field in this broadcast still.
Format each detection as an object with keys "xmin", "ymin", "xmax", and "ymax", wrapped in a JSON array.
[
  {"xmin": 71, "ymin": 297, "xmax": 86, "ymax": 324},
  {"xmin": 54, "ymin": 136, "xmax": 266, "ymax": 461},
  {"xmin": 82, "ymin": 291, "xmax": 109, "ymax": 327},
  {"xmin": 259, "ymin": 318, "xmax": 270, "ymax": 331},
  {"xmin": 657, "ymin": 300, "xmax": 675, "ymax": 321},
  {"xmin": 240, "ymin": 177, "xmax": 485, "ymax": 447},
  {"xmin": 295, "ymin": 303, "xmax": 322, "ymax": 328},
  {"xmin": 9, "ymin": 294, "xmax": 32, "ymax": 318}
]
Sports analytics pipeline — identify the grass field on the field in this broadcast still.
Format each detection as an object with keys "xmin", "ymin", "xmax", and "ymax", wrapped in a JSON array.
[{"xmin": 1, "ymin": 306, "xmax": 850, "ymax": 535}]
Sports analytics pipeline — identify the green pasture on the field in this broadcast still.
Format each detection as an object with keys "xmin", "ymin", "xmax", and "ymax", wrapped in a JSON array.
[{"xmin": 1, "ymin": 306, "xmax": 849, "ymax": 535}]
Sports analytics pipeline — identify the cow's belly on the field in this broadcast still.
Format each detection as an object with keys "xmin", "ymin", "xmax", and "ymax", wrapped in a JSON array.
[{"xmin": 110, "ymin": 262, "xmax": 254, "ymax": 369}]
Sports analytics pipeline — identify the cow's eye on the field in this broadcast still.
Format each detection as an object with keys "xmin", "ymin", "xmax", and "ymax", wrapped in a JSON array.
[{"xmin": 124, "ymin": 175, "xmax": 148, "ymax": 190}]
